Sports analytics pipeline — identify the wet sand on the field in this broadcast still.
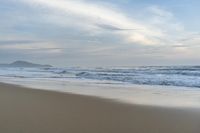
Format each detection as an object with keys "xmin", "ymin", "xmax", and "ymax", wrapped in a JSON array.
[{"xmin": 0, "ymin": 82, "xmax": 200, "ymax": 133}]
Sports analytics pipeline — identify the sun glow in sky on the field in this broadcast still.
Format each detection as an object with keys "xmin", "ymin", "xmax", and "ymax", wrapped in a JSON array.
[{"xmin": 1, "ymin": 0, "xmax": 200, "ymax": 66}]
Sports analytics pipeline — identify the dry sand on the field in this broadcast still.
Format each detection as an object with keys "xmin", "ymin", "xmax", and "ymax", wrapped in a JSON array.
[{"xmin": 0, "ymin": 82, "xmax": 200, "ymax": 133}]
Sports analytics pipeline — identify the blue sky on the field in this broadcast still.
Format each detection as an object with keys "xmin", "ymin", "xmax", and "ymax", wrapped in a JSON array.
[{"xmin": 1, "ymin": 0, "xmax": 200, "ymax": 66}]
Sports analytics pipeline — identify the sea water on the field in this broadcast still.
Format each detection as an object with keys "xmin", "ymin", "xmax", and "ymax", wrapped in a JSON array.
[{"xmin": 1, "ymin": 66, "xmax": 200, "ymax": 107}]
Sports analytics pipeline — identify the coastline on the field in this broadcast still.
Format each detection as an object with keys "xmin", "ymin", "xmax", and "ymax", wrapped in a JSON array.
[
  {"xmin": 1, "ymin": 77, "xmax": 200, "ymax": 108},
  {"xmin": 0, "ymin": 82, "xmax": 200, "ymax": 133}
]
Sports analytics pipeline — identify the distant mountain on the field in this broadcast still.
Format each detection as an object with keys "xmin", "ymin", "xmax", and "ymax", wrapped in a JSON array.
[{"xmin": 0, "ymin": 61, "xmax": 52, "ymax": 68}]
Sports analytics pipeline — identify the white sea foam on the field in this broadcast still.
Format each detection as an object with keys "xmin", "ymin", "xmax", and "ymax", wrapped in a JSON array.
[
  {"xmin": 1, "ymin": 66, "xmax": 200, "ymax": 107},
  {"xmin": 1, "ymin": 66, "xmax": 200, "ymax": 88}
]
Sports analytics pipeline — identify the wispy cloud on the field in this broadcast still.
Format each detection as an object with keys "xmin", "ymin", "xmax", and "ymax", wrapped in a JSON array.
[
  {"xmin": 0, "ymin": 40, "xmax": 39, "ymax": 45},
  {"xmin": 21, "ymin": 0, "xmax": 197, "ymax": 47},
  {"xmin": 96, "ymin": 23, "xmax": 139, "ymax": 31},
  {"xmin": 20, "ymin": 0, "xmax": 164, "ymax": 45},
  {"xmin": 2, "ymin": 0, "xmax": 200, "ymax": 66},
  {"xmin": 0, "ymin": 39, "xmax": 61, "ymax": 53}
]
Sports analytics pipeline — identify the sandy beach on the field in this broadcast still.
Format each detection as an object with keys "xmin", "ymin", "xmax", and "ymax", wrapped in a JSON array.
[{"xmin": 0, "ymin": 82, "xmax": 200, "ymax": 133}]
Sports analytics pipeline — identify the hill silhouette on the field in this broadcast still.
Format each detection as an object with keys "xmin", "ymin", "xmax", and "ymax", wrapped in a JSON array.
[{"xmin": 0, "ymin": 61, "xmax": 52, "ymax": 68}]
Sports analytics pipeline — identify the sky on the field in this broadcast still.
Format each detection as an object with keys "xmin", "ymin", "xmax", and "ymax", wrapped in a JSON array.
[{"xmin": 1, "ymin": 0, "xmax": 200, "ymax": 67}]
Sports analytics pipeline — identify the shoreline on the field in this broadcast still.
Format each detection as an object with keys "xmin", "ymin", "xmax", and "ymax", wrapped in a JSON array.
[
  {"xmin": 0, "ymin": 82, "xmax": 200, "ymax": 133},
  {"xmin": 1, "ymin": 78, "xmax": 200, "ymax": 108}
]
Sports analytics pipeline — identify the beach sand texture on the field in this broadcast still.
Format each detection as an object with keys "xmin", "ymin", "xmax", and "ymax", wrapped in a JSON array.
[{"xmin": 0, "ymin": 83, "xmax": 200, "ymax": 133}]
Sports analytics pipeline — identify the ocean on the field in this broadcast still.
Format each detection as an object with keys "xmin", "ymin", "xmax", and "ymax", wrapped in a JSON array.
[
  {"xmin": 1, "ymin": 66, "xmax": 200, "ymax": 107},
  {"xmin": 0, "ymin": 66, "xmax": 200, "ymax": 88}
]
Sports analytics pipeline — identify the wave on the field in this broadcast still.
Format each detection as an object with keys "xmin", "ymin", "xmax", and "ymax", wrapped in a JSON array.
[{"xmin": 1, "ymin": 66, "xmax": 200, "ymax": 88}]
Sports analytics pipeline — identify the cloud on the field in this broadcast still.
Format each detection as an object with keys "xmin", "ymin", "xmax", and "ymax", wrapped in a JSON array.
[
  {"xmin": 21, "ymin": 0, "xmax": 197, "ymax": 48},
  {"xmin": 0, "ymin": 39, "xmax": 62, "ymax": 53},
  {"xmin": 0, "ymin": 40, "xmax": 39, "ymax": 45},
  {"xmin": 2, "ymin": 0, "xmax": 200, "ymax": 66},
  {"xmin": 20, "ymin": 0, "xmax": 163, "ymax": 45},
  {"xmin": 148, "ymin": 6, "xmax": 173, "ymax": 18},
  {"xmin": 96, "ymin": 23, "xmax": 139, "ymax": 31}
]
